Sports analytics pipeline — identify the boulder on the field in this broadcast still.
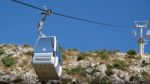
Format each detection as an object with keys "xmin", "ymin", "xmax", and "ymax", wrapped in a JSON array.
[
  {"xmin": 112, "ymin": 69, "xmax": 129, "ymax": 82},
  {"xmin": 95, "ymin": 64, "xmax": 107, "ymax": 74}
]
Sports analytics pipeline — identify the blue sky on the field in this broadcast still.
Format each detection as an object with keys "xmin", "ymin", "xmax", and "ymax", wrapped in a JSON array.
[{"xmin": 1, "ymin": 0, "xmax": 150, "ymax": 52}]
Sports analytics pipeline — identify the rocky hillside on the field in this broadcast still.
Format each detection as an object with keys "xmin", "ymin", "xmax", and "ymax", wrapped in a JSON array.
[{"xmin": 0, "ymin": 45, "xmax": 150, "ymax": 84}]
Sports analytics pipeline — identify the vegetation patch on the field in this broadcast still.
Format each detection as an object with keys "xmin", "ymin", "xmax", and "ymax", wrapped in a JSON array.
[
  {"xmin": 12, "ymin": 77, "xmax": 23, "ymax": 83},
  {"xmin": 105, "ymin": 69, "xmax": 113, "ymax": 76},
  {"xmin": 62, "ymin": 54, "xmax": 67, "ymax": 60},
  {"xmin": 70, "ymin": 66, "xmax": 85, "ymax": 76},
  {"xmin": 77, "ymin": 52, "xmax": 88, "ymax": 61},
  {"xmin": 90, "ymin": 76, "xmax": 111, "ymax": 84},
  {"xmin": 106, "ymin": 64, "xmax": 114, "ymax": 76},
  {"xmin": 23, "ymin": 44, "xmax": 31, "ymax": 48},
  {"xmin": 127, "ymin": 50, "xmax": 137, "ymax": 59},
  {"xmin": 25, "ymin": 51, "xmax": 33, "ymax": 56},
  {"xmin": 141, "ymin": 71, "xmax": 150, "ymax": 81},
  {"xmin": 96, "ymin": 49, "xmax": 115, "ymax": 60},
  {"xmin": 2, "ymin": 54, "xmax": 16, "ymax": 67},
  {"xmin": 68, "ymin": 48, "xmax": 78, "ymax": 51},
  {"xmin": 77, "ymin": 55, "xmax": 86, "ymax": 61},
  {"xmin": 0, "ymin": 47, "xmax": 5, "ymax": 55},
  {"xmin": 64, "ymin": 48, "xmax": 79, "ymax": 56},
  {"xmin": 129, "ymin": 76, "xmax": 134, "ymax": 81},
  {"xmin": 113, "ymin": 59, "xmax": 128, "ymax": 71}
]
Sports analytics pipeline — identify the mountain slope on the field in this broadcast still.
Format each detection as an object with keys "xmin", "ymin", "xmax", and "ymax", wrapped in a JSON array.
[{"xmin": 0, "ymin": 45, "xmax": 150, "ymax": 84}]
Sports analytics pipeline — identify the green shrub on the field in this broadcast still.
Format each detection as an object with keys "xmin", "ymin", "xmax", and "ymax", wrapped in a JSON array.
[
  {"xmin": 70, "ymin": 66, "xmax": 85, "ymax": 76},
  {"xmin": 106, "ymin": 64, "xmax": 114, "ymax": 76},
  {"xmin": 113, "ymin": 59, "xmax": 128, "ymax": 71},
  {"xmin": 113, "ymin": 50, "xmax": 120, "ymax": 53},
  {"xmin": 101, "ymin": 53, "xmax": 109, "ymax": 60},
  {"xmin": 0, "ymin": 47, "xmax": 5, "ymax": 55},
  {"xmin": 72, "ymin": 48, "xmax": 78, "ymax": 51},
  {"xmin": 23, "ymin": 44, "xmax": 31, "ymax": 48},
  {"xmin": 2, "ymin": 54, "xmax": 16, "ymax": 67},
  {"xmin": 142, "ymin": 60, "xmax": 146, "ymax": 64},
  {"xmin": 90, "ymin": 76, "xmax": 111, "ymax": 84},
  {"xmin": 141, "ymin": 60, "xmax": 149, "ymax": 67},
  {"xmin": 68, "ymin": 48, "xmax": 78, "ymax": 51},
  {"xmin": 25, "ymin": 51, "xmax": 33, "ymax": 56},
  {"xmin": 77, "ymin": 52, "xmax": 87, "ymax": 61},
  {"xmin": 127, "ymin": 50, "xmax": 137, "ymax": 58},
  {"xmin": 64, "ymin": 68, "xmax": 71, "ymax": 74},
  {"xmin": 100, "ymin": 77, "xmax": 111, "ymax": 84},
  {"xmin": 12, "ymin": 77, "xmax": 23, "ymax": 83},
  {"xmin": 105, "ymin": 69, "xmax": 113, "ymax": 76},
  {"xmin": 106, "ymin": 64, "xmax": 113, "ymax": 69},
  {"xmin": 97, "ymin": 49, "xmax": 114, "ymax": 54},
  {"xmin": 62, "ymin": 54, "xmax": 67, "ymax": 60},
  {"xmin": 77, "ymin": 55, "xmax": 86, "ymax": 61},
  {"xmin": 129, "ymin": 76, "xmax": 134, "ymax": 81},
  {"xmin": 96, "ymin": 49, "xmax": 114, "ymax": 60},
  {"xmin": 0, "ymin": 81, "xmax": 8, "ymax": 84},
  {"xmin": 90, "ymin": 78, "xmax": 100, "ymax": 84}
]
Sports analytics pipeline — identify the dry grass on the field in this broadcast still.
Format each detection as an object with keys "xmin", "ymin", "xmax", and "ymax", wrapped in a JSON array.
[
  {"xmin": 141, "ymin": 71, "xmax": 150, "ymax": 81},
  {"xmin": 74, "ymin": 75, "xmax": 90, "ymax": 82},
  {"xmin": 63, "ymin": 49, "xmax": 79, "ymax": 56}
]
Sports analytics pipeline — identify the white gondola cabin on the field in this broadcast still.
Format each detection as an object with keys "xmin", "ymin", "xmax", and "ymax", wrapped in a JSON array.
[
  {"xmin": 146, "ymin": 30, "xmax": 150, "ymax": 38},
  {"xmin": 32, "ymin": 36, "xmax": 62, "ymax": 81}
]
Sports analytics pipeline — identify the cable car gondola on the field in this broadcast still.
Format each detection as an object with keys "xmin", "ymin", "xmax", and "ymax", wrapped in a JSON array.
[
  {"xmin": 146, "ymin": 30, "xmax": 150, "ymax": 38},
  {"xmin": 30, "ymin": 9, "xmax": 63, "ymax": 83},
  {"xmin": 32, "ymin": 36, "xmax": 62, "ymax": 80}
]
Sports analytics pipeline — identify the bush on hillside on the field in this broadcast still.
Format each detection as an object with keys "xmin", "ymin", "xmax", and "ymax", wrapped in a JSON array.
[
  {"xmin": 66, "ymin": 48, "xmax": 79, "ymax": 56},
  {"xmin": 141, "ymin": 60, "xmax": 149, "ymax": 67},
  {"xmin": 101, "ymin": 53, "xmax": 109, "ymax": 60},
  {"xmin": 2, "ymin": 54, "xmax": 16, "ymax": 67},
  {"xmin": 12, "ymin": 77, "xmax": 23, "ymax": 83},
  {"xmin": 113, "ymin": 50, "xmax": 120, "ymax": 53},
  {"xmin": 0, "ymin": 47, "xmax": 5, "ymax": 55},
  {"xmin": 70, "ymin": 66, "xmax": 85, "ymax": 76},
  {"xmin": 62, "ymin": 54, "xmax": 67, "ymax": 60},
  {"xmin": 105, "ymin": 69, "xmax": 113, "ymax": 76},
  {"xmin": 77, "ymin": 52, "xmax": 88, "ymax": 61},
  {"xmin": 23, "ymin": 44, "xmax": 31, "ymax": 48},
  {"xmin": 90, "ymin": 76, "xmax": 111, "ymax": 84},
  {"xmin": 113, "ymin": 59, "xmax": 128, "ymax": 71},
  {"xmin": 127, "ymin": 50, "xmax": 137, "ymax": 58},
  {"xmin": 77, "ymin": 55, "xmax": 86, "ymax": 61},
  {"xmin": 25, "ymin": 51, "xmax": 33, "ymax": 56},
  {"xmin": 68, "ymin": 48, "xmax": 78, "ymax": 51},
  {"xmin": 106, "ymin": 64, "xmax": 113, "ymax": 69},
  {"xmin": 106, "ymin": 64, "xmax": 114, "ymax": 76},
  {"xmin": 96, "ymin": 49, "xmax": 111, "ymax": 54},
  {"xmin": 96, "ymin": 49, "xmax": 113, "ymax": 60}
]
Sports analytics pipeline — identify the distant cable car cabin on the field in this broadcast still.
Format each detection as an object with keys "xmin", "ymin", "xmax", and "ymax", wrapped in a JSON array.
[{"xmin": 146, "ymin": 30, "xmax": 150, "ymax": 38}]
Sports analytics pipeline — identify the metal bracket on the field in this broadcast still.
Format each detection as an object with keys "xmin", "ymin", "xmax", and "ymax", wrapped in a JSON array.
[{"xmin": 38, "ymin": 7, "xmax": 52, "ymax": 37}]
